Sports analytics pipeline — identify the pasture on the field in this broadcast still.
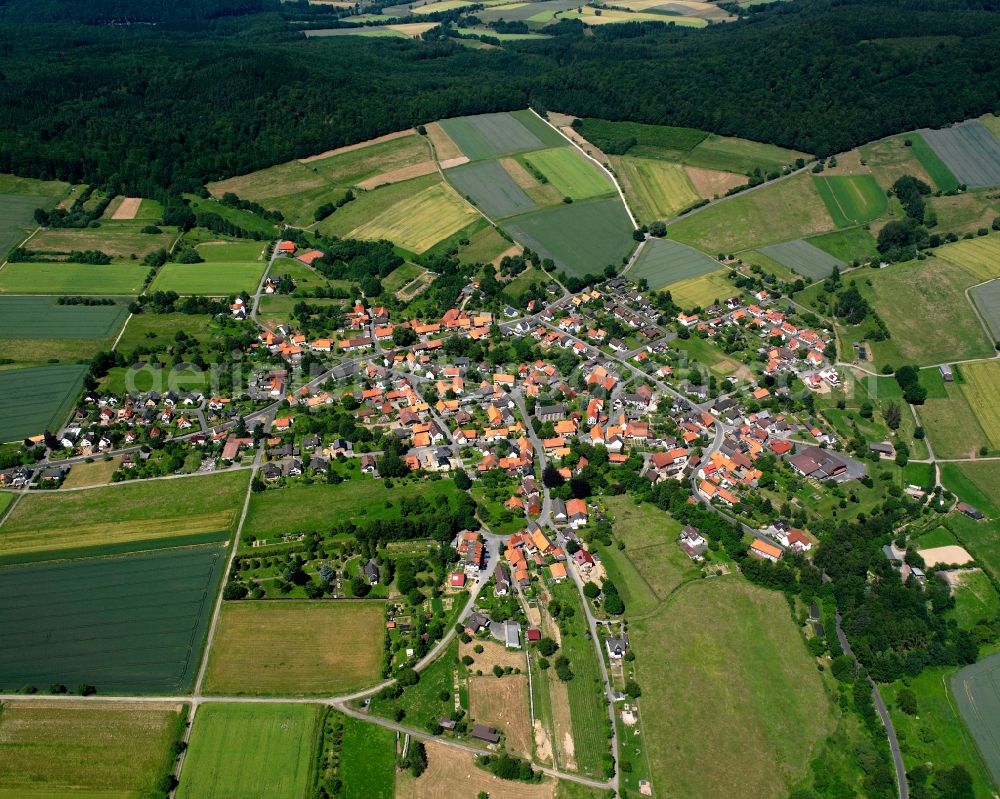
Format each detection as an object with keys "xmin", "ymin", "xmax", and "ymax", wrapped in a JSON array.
[
  {"xmin": 0, "ymin": 545, "xmax": 227, "ymax": 693},
  {"xmin": 759, "ymin": 238, "xmax": 845, "ymax": 280},
  {"xmin": 950, "ymin": 569, "xmax": 1000, "ymax": 630},
  {"xmin": 340, "ymin": 716, "xmax": 397, "ymax": 799},
  {"xmin": 667, "ymin": 269, "xmax": 736, "ymax": 309},
  {"xmin": 0, "ymin": 700, "xmax": 183, "ymax": 799},
  {"xmin": 806, "ymin": 227, "xmax": 878, "ymax": 263},
  {"xmin": 628, "ymin": 238, "xmax": 720, "ymax": 289},
  {"xmin": 958, "ymin": 360, "xmax": 1000, "ymax": 450},
  {"xmin": 150, "ymin": 261, "xmax": 266, "ymax": 295},
  {"xmin": 920, "ymin": 121, "xmax": 1000, "ymax": 188},
  {"xmin": 177, "ymin": 703, "xmax": 322, "ymax": 799},
  {"xmin": 114, "ymin": 311, "xmax": 220, "ymax": 354},
  {"xmin": 936, "ymin": 234, "xmax": 1000, "ymax": 281},
  {"xmin": 0, "ymin": 469, "xmax": 249, "ymax": 562},
  {"xmin": 207, "ymin": 159, "xmax": 334, "ymax": 226},
  {"xmin": 29, "ymin": 225, "xmax": 173, "ymax": 260},
  {"xmin": 970, "ymin": 279, "xmax": 1000, "ymax": 340},
  {"xmin": 469, "ymin": 675, "xmax": 533, "ymax": 757},
  {"xmin": 683, "ymin": 134, "xmax": 807, "ymax": 175},
  {"xmin": 203, "ymin": 601, "xmax": 385, "ymax": 695},
  {"xmin": 0, "ymin": 363, "xmax": 87, "ymax": 443},
  {"xmin": 195, "ymin": 239, "xmax": 264, "ymax": 261},
  {"xmin": 951, "ymin": 652, "xmax": 1000, "ymax": 788},
  {"xmin": 438, "ymin": 110, "xmax": 564, "ymax": 161},
  {"xmin": 522, "ymin": 147, "xmax": 612, "ymax": 200},
  {"xmin": 187, "ymin": 194, "xmax": 278, "ymax": 237},
  {"xmin": 860, "ymin": 135, "xmax": 936, "ymax": 191},
  {"xmin": 447, "ymin": 159, "xmax": 538, "ymax": 218},
  {"xmin": 927, "ymin": 190, "xmax": 1000, "ymax": 235},
  {"xmin": 917, "ymin": 382, "xmax": 987, "ymax": 460},
  {"xmin": 502, "ymin": 196, "xmax": 635, "ymax": 278},
  {"xmin": 941, "ymin": 462, "xmax": 1000, "ymax": 580},
  {"xmin": 812, "ymin": 174, "xmax": 887, "ymax": 226},
  {"xmin": 0, "ymin": 262, "xmax": 147, "ymax": 294},
  {"xmin": 631, "ymin": 578, "xmax": 834, "ymax": 799},
  {"xmin": 307, "ymin": 132, "xmax": 431, "ymax": 188},
  {"xmin": 612, "ymin": 157, "xmax": 700, "ymax": 221},
  {"xmin": 908, "ymin": 133, "xmax": 961, "ymax": 192}
]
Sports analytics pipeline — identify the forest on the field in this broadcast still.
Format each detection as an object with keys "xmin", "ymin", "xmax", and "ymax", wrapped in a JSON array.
[{"xmin": 0, "ymin": 0, "xmax": 999, "ymax": 193}]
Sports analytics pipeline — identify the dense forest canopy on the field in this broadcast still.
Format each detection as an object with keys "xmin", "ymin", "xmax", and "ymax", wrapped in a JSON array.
[{"xmin": 0, "ymin": 0, "xmax": 998, "ymax": 193}]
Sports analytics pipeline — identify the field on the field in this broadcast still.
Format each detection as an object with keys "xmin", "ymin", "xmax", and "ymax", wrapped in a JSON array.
[
  {"xmin": 0, "ymin": 545, "xmax": 226, "ymax": 692},
  {"xmin": 630, "ymin": 578, "xmax": 834, "ymax": 799},
  {"xmin": 0, "ymin": 262, "xmax": 148, "ymax": 294},
  {"xmin": 627, "ymin": 238, "xmax": 720, "ymax": 289},
  {"xmin": 0, "ymin": 296, "xmax": 128, "ymax": 342},
  {"xmin": 0, "ymin": 700, "xmax": 183, "ymax": 799},
  {"xmin": 522, "ymin": 148, "xmax": 612, "ymax": 200},
  {"xmin": 667, "ymin": 268, "xmax": 736, "ymax": 309},
  {"xmin": 469, "ymin": 674, "xmax": 533, "ymax": 756},
  {"xmin": 177, "ymin": 703, "xmax": 322, "ymax": 799},
  {"xmin": 0, "ymin": 363, "xmax": 88, "ymax": 443},
  {"xmin": 150, "ymin": 261, "xmax": 266, "ymax": 295},
  {"xmin": 0, "ymin": 470, "xmax": 249, "ymax": 562},
  {"xmin": 950, "ymin": 569, "xmax": 1000, "ymax": 630},
  {"xmin": 59, "ymin": 457, "xmax": 120, "ymax": 489},
  {"xmin": 187, "ymin": 194, "xmax": 278, "ymax": 237},
  {"xmin": 340, "ymin": 716, "xmax": 396, "ymax": 799},
  {"xmin": 578, "ymin": 118, "xmax": 707, "ymax": 156},
  {"xmin": 917, "ymin": 382, "xmax": 987, "ymax": 459},
  {"xmin": 560, "ymin": 6, "xmax": 708, "ymax": 25},
  {"xmin": 951, "ymin": 652, "xmax": 1000, "ymax": 788},
  {"xmin": 478, "ymin": 0, "xmax": 580, "ymax": 22},
  {"xmin": 203, "ymin": 601, "xmax": 385, "ymax": 695},
  {"xmin": 308, "ymin": 133, "xmax": 432, "ymax": 188},
  {"xmin": 903, "ymin": 133, "xmax": 961, "ymax": 192},
  {"xmin": 936, "ymin": 234, "xmax": 1000, "ymax": 282},
  {"xmin": 0, "ymin": 176, "xmax": 70, "ymax": 258},
  {"xmin": 669, "ymin": 173, "xmax": 834, "ymax": 253},
  {"xmin": 612, "ymin": 157, "xmax": 701, "ymax": 221},
  {"xmin": 812, "ymin": 174, "xmax": 888, "ymax": 226},
  {"xmin": 29, "ymin": 226, "xmax": 173, "ymax": 260},
  {"xmin": 970, "ymin": 279, "xmax": 1000, "ymax": 340},
  {"xmin": 114, "ymin": 312, "xmax": 220, "ymax": 354},
  {"xmin": 806, "ymin": 227, "xmax": 879, "ymax": 263},
  {"xmin": 758, "ymin": 238, "xmax": 845, "ymax": 280},
  {"xmin": 919, "ymin": 121, "xmax": 1000, "ymax": 188},
  {"xmin": 683, "ymin": 134, "xmax": 807, "ymax": 175},
  {"xmin": 958, "ymin": 360, "xmax": 1000, "ymax": 449},
  {"xmin": 860, "ymin": 135, "xmax": 936, "ymax": 191},
  {"xmin": 438, "ymin": 110, "xmax": 565, "ymax": 161},
  {"xmin": 447, "ymin": 159, "xmax": 538, "ymax": 218},
  {"xmin": 502, "ymin": 196, "xmax": 635, "ymax": 278},
  {"xmin": 941, "ymin": 461, "xmax": 1000, "ymax": 580}
]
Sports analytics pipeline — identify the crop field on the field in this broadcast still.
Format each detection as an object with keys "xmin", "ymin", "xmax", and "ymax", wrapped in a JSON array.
[
  {"xmin": 308, "ymin": 133, "xmax": 431, "ymax": 187},
  {"xmin": 812, "ymin": 175, "xmax": 888, "ymax": 226},
  {"xmin": 203, "ymin": 601, "xmax": 385, "ymax": 695},
  {"xmin": 669, "ymin": 173, "xmax": 834, "ymax": 253},
  {"xmin": 397, "ymin": 742, "xmax": 557, "ymax": 799},
  {"xmin": 498, "ymin": 156, "xmax": 565, "ymax": 206},
  {"xmin": 0, "ymin": 262, "xmax": 147, "ymax": 294},
  {"xmin": 0, "ymin": 195, "xmax": 51, "ymax": 258},
  {"xmin": 631, "ymin": 578, "xmax": 834, "ymax": 799},
  {"xmin": 667, "ymin": 268, "xmax": 736, "ymax": 309},
  {"xmin": 0, "ymin": 296, "xmax": 128, "ymax": 339},
  {"xmin": 628, "ymin": 238, "xmax": 720, "ymax": 289},
  {"xmin": 907, "ymin": 133, "xmax": 962, "ymax": 192},
  {"xmin": 340, "ymin": 716, "xmax": 397, "ymax": 799},
  {"xmin": 0, "ymin": 363, "xmax": 88, "ymax": 443},
  {"xmin": 29, "ymin": 226, "xmax": 173, "ymax": 260},
  {"xmin": 806, "ymin": 227, "xmax": 879, "ymax": 263},
  {"xmin": 0, "ymin": 700, "xmax": 183, "ymax": 799},
  {"xmin": 759, "ymin": 238, "xmax": 845, "ymax": 280},
  {"xmin": 0, "ymin": 470, "xmax": 249, "ymax": 562},
  {"xmin": 951, "ymin": 652, "xmax": 1000, "ymax": 787},
  {"xmin": 177, "ymin": 703, "xmax": 322, "ymax": 799},
  {"xmin": 438, "ymin": 110, "xmax": 564, "ymax": 161},
  {"xmin": 936, "ymin": 234, "xmax": 1000, "ymax": 282},
  {"xmin": 561, "ymin": 6, "xmax": 707, "ymax": 25},
  {"xmin": 611, "ymin": 157, "xmax": 700, "ymax": 221},
  {"xmin": 447, "ymin": 159, "xmax": 537, "ymax": 218},
  {"xmin": 477, "ymin": 0, "xmax": 579, "ymax": 22},
  {"xmin": 970, "ymin": 279, "xmax": 1000, "ymax": 340},
  {"xmin": 150, "ymin": 261, "xmax": 266, "ymax": 295},
  {"xmin": 469, "ymin": 675, "xmax": 533, "ymax": 757},
  {"xmin": 522, "ymin": 147, "xmax": 612, "ymax": 200},
  {"xmin": 920, "ymin": 121, "xmax": 1000, "ymax": 188},
  {"xmin": 502, "ymin": 196, "xmax": 635, "ymax": 278},
  {"xmin": 917, "ymin": 382, "xmax": 987, "ymax": 460},
  {"xmin": 0, "ymin": 545, "xmax": 226, "ymax": 693},
  {"xmin": 959, "ymin": 361, "xmax": 1000, "ymax": 450}
]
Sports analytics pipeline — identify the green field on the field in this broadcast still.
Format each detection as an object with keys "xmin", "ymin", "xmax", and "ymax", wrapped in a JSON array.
[
  {"xmin": 150, "ymin": 261, "xmax": 266, "ymax": 295},
  {"xmin": 812, "ymin": 174, "xmax": 888, "ymax": 226},
  {"xmin": 187, "ymin": 194, "xmax": 279, "ymax": 237},
  {"xmin": 909, "ymin": 133, "xmax": 961, "ymax": 192},
  {"xmin": 959, "ymin": 360, "xmax": 1000, "ymax": 450},
  {"xmin": 0, "ymin": 700, "xmax": 183, "ymax": 799},
  {"xmin": 340, "ymin": 716, "xmax": 396, "ymax": 799},
  {"xmin": 937, "ymin": 234, "xmax": 1000, "ymax": 282},
  {"xmin": 919, "ymin": 382, "xmax": 988, "ymax": 460},
  {"xmin": 951, "ymin": 652, "xmax": 1000, "ymax": 789},
  {"xmin": 446, "ymin": 159, "xmax": 538, "ymax": 218},
  {"xmin": 950, "ymin": 569, "xmax": 1000, "ymax": 630},
  {"xmin": 0, "ymin": 262, "xmax": 148, "ymax": 294},
  {"xmin": 0, "ymin": 296, "xmax": 128, "ymax": 339},
  {"xmin": 502, "ymin": 196, "xmax": 635, "ymax": 278},
  {"xmin": 521, "ymin": 147, "xmax": 613, "ymax": 200},
  {"xmin": 631, "ymin": 578, "xmax": 834, "ymax": 799},
  {"xmin": 177, "ymin": 703, "xmax": 322, "ymax": 799},
  {"xmin": 0, "ymin": 545, "xmax": 226, "ymax": 693},
  {"xmin": 628, "ymin": 238, "xmax": 720, "ymax": 289},
  {"xmin": 578, "ymin": 118, "xmax": 708, "ymax": 156},
  {"xmin": 806, "ymin": 227, "xmax": 879, "ymax": 263},
  {"xmin": 683, "ymin": 134, "xmax": 807, "ymax": 175},
  {"xmin": 28, "ymin": 225, "xmax": 175, "ymax": 260},
  {"xmin": 668, "ymin": 268, "xmax": 737, "ymax": 310},
  {"xmin": 0, "ymin": 470, "xmax": 249, "ymax": 562},
  {"xmin": 195, "ymin": 239, "xmax": 266, "ymax": 262},
  {"xmin": 307, "ymin": 133, "xmax": 431, "ymax": 187},
  {"xmin": 114, "ymin": 312, "xmax": 220, "ymax": 354},
  {"xmin": 0, "ymin": 363, "xmax": 88, "ymax": 443},
  {"xmin": 758, "ymin": 238, "xmax": 845, "ymax": 280},
  {"xmin": 940, "ymin": 462, "xmax": 1000, "ymax": 580},
  {"xmin": 0, "ymin": 192, "xmax": 62, "ymax": 259},
  {"xmin": 439, "ymin": 110, "xmax": 565, "ymax": 161},
  {"xmin": 612, "ymin": 156, "xmax": 700, "ymax": 222}
]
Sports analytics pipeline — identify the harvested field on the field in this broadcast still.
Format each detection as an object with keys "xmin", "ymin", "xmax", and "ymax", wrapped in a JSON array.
[
  {"xmin": 469, "ymin": 675, "xmax": 533, "ymax": 757},
  {"xmin": 685, "ymin": 165, "xmax": 746, "ymax": 198},
  {"xmin": 0, "ymin": 363, "xmax": 87, "ymax": 443},
  {"xmin": 628, "ymin": 238, "xmax": 720, "ymax": 289},
  {"xmin": 812, "ymin": 174, "xmax": 887, "ymax": 226},
  {"xmin": 203, "ymin": 600, "xmax": 385, "ymax": 695},
  {"xmin": 612, "ymin": 157, "xmax": 699, "ymax": 221},
  {"xmin": 110, "ymin": 196, "xmax": 142, "ymax": 220},
  {"xmin": 447, "ymin": 159, "xmax": 538, "ymax": 218},
  {"xmin": 0, "ymin": 262, "xmax": 148, "ymax": 294},
  {"xmin": 936, "ymin": 234, "xmax": 1000, "ymax": 281},
  {"xmin": 0, "ymin": 545, "xmax": 226, "ymax": 693},
  {"xmin": 299, "ymin": 128, "xmax": 416, "ymax": 163},
  {"xmin": 522, "ymin": 147, "xmax": 613, "ymax": 200},
  {"xmin": 425, "ymin": 121, "xmax": 464, "ymax": 162},
  {"xmin": 919, "ymin": 120, "xmax": 1000, "ymax": 188},
  {"xmin": 357, "ymin": 161, "xmax": 437, "ymax": 190},
  {"xmin": 396, "ymin": 742, "xmax": 556, "ymax": 799},
  {"xmin": 759, "ymin": 238, "xmax": 844, "ymax": 280},
  {"xmin": 918, "ymin": 545, "xmax": 974, "ymax": 567},
  {"xmin": 951, "ymin": 652, "xmax": 1000, "ymax": 788},
  {"xmin": 970, "ymin": 279, "xmax": 1000, "ymax": 340},
  {"xmin": 348, "ymin": 182, "xmax": 477, "ymax": 253},
  {"xmin": 59, "ymin": 457, "xmax": 120, "ymax": 489},
  {"xmin": 0, "ymin": 700, "xmax": 183, "ymax": 798},
  {"xmin": 959, "ymin": 360, "xmax": 1000, "ymax": 449}
]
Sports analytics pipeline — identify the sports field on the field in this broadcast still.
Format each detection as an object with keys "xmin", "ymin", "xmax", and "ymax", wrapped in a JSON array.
[
  {"xmin": 920, "ymin": 121, "xmax": 1000, "ymax": 189},
  {"xmin": 959, "ymin": 361, "xmax": 1000, "ymax": 450},
  {"xmin": 502, "ymin": 196, "xmax": 635, "ymax": 278},
  {"xmin": 204, "ymin": 601, "xmax": 385, "ymax": 695},
  {"xmin": 0, "ymin": 700, "xmax": 183, "ymax": 799},
  {"xmin": 970, "ymin": 279, "xmax": 1000, "ymax": 340},
  {"xmin": 348, "ymin": 182, "xmax": 477, "ymax": 253},
  {"xmin": 628, "ymin": 238, "xmax": 720, "ymax": 289},
  {"xmin": 177, "ymin": 703, "xmax": 322, "ymax": 799},
  {"xmin": 0, "ymin": 262, "xmax": 147, "ymax": 294},
  {"xmin": 0, "ymin": 470, "xmax": 249, "ymax": 562},
  {"xmin": 340, "ymin": 716, "xmax": 397, "ymax": 799},
  {"xmin": 812, "ymin": 175, "xmax": 887, "ymax": 226},
  {"xmin": 612, "ymin": 157, "xmax": 700, "ymax": 221},
  {"xmin": 759, "ymin": 238, "xmax": 845, "ymax": 280},
  {"xmin": 0, "ymin": 545, "xmax": 226, "ymax": 693},
  {"xmin": 149, "ymin": 261, "xmax": 266, "ymax": 295},
  {"xmin": 631, "ymin": 578, "xmax": 834, "ymax": 799},
  {"xmin": 522, "ymin": 148, "xmax": 612, "ymax": 200},
  {"xmin": 951, "ymin": 651, "xmax": 1000, "ymax": 787},
  {"xmin": 447, "ymin": 159, "xmax": 537, "ymax": 218},
  {"xmin": 936, "ymin": 234, "xmax": 1000, "ymax": 282},
  {"xmin": 438, "ymin": 110, "xmax": 565, "ymax": 161},
  {"xmin": 667, "ymin": 269, "xmax": 736, "ymax": 309},
  {"xmin": 0, "ymin": 296, "xmax": 128, "ymax": 339},
  {"xmin": 0, "ymin": 363, "xmax": 88, "ymax": 443}
]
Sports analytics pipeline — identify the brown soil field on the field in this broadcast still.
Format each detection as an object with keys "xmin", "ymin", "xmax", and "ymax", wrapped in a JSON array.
[
  {"xmin": 357, "ymin": 161, "xmax": 437, "ymax": 190},
  {"xmin": 299, "ymin": 128, "xmax": 416, "ymax": 164},
  {"xmin": 685, "ymin": 166, "xmax": 746, "ymax": 199},
  {"xmin": 439, "ymin": 156, "xmax": 470, "ymax": 170},
  {"xmin": 460, "ymin": 639, "xmax": 526, "ymax": 672},
  {"xmin": 492, "ymin": 244, "xmax": 523, "ymax": 268},
  {"xmin": 111, "ymin": 197, "xmax": 142, "ymax": 220},
  {"xmin": 918, "ymin": 545, "xmax": 974, "ymax": 567},
  {"xmin": 469, "ymin": 674, "xmax": 533, "ymax": 757},
  {"xmin": 426, "ymin": 122, "xmax": 464, "ymax": 163},
  {"xmin": 396, "ymin": 742, "xmax": 556, "ymax": 799},
  {"xmin": 548, "ymin": 675, "xmax": 577, "ymax": 771}
]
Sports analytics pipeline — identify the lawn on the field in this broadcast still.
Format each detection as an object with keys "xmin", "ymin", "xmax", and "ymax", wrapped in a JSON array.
[
  {"xmin": 0, "ymin": 363, "xmax": 88, "ymax": 443},
  {"xmin": 806, "ymin": 227, "xmax": 879, "ymax": 264},
  {"xmin": 203, "ymin": 601, "xmax": 385, "ymax": 695},
  {"xmin": 970, "ymin": 279, "xmax": 1000, "ymax": 340},
  {"xmin": 669, "ymin": 173, "xmax": 834, "ymax": 253},
  {"xmin": 958, "ymin": 360, "xmax": 1000, "ymax": 449},
  {"xmin": 150, "ymin": 261, "xmax": 266, "ymax": 295},
  {"xmin": 628, "ymin": 238, "xmax": 719, "ymax": 289},
  {"xmin": 0, "ymin": 262, "xmax": 148, "ymax": 294},
  {"xmin": 631, "ymin": 578, "xmax": 834, "ymax": 799},
  {"xmin": 919, "ymin": 121, "xmax": 1000, "ymax": 189},
  {"xmin": 502, "ymin": 196, "xmax": 635, "ymax": 278},
  {"xmin": 177, "ymin": 703, "xmax": 322, "ymax": 799},
  {"xmin": 667, "ymin": 268, "xmax": 736, "ymax": 309},
  {"xmin": 0, "ymin": 700, "xmax": 183, "ymax": 799},
  {"xmin": 340, "ymin": 716, "xmax": 397, "ymax": 799},
  {"xmin": 612, "ymin": 157, "xmax": 700, "ymax": 222},
  {"xmin": 909, "ymin": 132, "xmax": 961, "ymax": 192},
  {"xmin": 521, "ymin": 147, "xmax": 613, "ymax": 201},
  {"xmin": 812, "ymin": 174, "xmax": 888, "ymax": 227},
  {"xmin": 936, "ymin": 233, "xmax": 1000, "ymax": 282},
  {"xmin": 951, "ymin": 652, "xmax": 1000, "ymax": 790},
  {"xmin": 0, "ymin": 545, "xmax": 227, "ymax": 693},
  {"xmin": 439, "ymin": 110, "xmax": 564, "ymax": 161},
  {"xmin": 759, "ymin": 238, "xmax": 844, "ymax": 280},
  {"xmin": 447, "ymin": 159, "xmax": 538, "ymax": 219},
  {"xmin": 0, "ymin": 470, "xmax": 249, "ymax": 562}
]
